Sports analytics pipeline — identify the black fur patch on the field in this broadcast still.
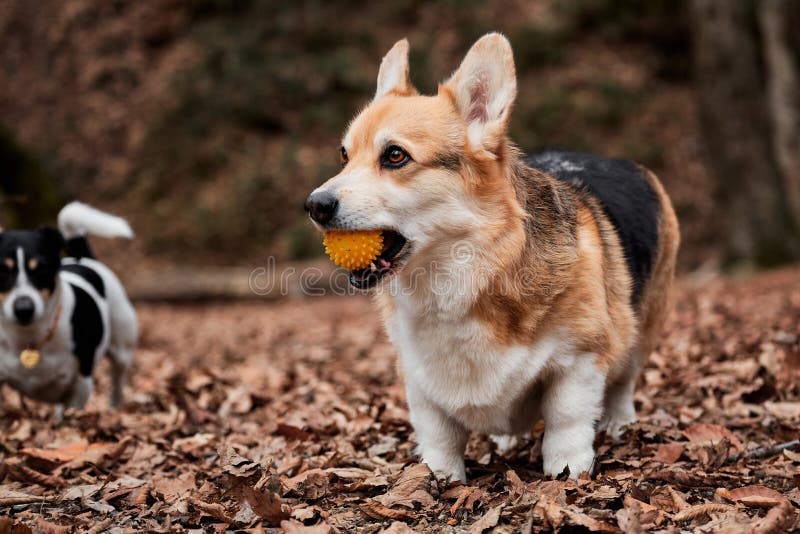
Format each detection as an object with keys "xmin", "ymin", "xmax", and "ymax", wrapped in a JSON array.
[
  {"xmin": 61, "ymin": 263, "xmax": 105, "ymax": 297},
  {"xmin": 526, "ymin": 150, "xmax": 660, "ymax": 305},
  {"xmin": 65, "ymin": 237, "xmax": 95, "ymax": 260},
  {"xmin": 431, "ymin": 151, "xmax": 461, "ymax": 172},
  {"xmin": 69, "ymin": 283, "xmax": 104, "ymax": 376},
  {"xmin": 0, "ymin": 229, "xmax": 62, "ymax": 293}
]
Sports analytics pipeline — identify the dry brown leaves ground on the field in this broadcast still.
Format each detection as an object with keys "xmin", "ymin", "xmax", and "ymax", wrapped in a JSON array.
[{"xmin": 1, "ymin": 267, "xmax": 799, "ymax": 533}]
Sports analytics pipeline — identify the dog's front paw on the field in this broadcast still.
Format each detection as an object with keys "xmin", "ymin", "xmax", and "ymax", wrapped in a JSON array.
[
  {"xmin": 543, "ymin": 448, "xmax": 595, "ymax": 479},
  {"xmin": 422, "ymin": 456, "xmax": 466, "ymax": 483}
]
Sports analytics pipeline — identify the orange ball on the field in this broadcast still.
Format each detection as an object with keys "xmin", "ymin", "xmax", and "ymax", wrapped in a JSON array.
[{"xmin": 323, "ymin": 230, "xmax": 384, "ymax": 270}]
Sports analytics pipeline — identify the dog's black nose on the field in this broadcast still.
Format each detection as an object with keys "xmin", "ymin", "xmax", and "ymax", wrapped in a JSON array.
[
  {"xmin": 13, "ymin": 296, "xmax": 35, "ymax": 325},
  {"xmin": 304, "ymin": 190, "xmax": 338, "ymax": 225}
]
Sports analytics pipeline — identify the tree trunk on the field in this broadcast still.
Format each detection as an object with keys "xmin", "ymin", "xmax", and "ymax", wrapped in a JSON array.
[
  {"xmin": 690, "ymin": 0, "xmax": 800, "ymax": 266},
  {"xmin": 758, "ymin": 0, "xmax": 800, "ymax": 231}
]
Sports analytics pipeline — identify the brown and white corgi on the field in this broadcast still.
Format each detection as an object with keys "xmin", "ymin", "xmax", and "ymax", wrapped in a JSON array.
[{"xmin": 305, "ymin": 34, "xmax": 679, "ymax": 481}]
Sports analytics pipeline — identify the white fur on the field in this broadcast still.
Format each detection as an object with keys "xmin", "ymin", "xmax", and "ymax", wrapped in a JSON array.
[
  {"xmin": 445, "ymin": 33, "xmax": 517, "ymax": 151},
  {"xmin": 375, "ymin": 38, "xmax": 411, "ymax": 99},
  {"xmin": 387, "ymin": 292, "xmax": 604, "ymax": 481},
  {"xmin": 317, "ymin": 34, "xmax": 608, "ymax": 482},
  {"xmin": 2, "ymin": 248, "xmax": 47, "ymax": 323},
  {"xmin": 0, "ymin": 205, "xmax": 137, "ymax": 413},
  {"xmin": 58, "ymin": 201, "xmax": 133, "ymax": 240},
  {"xmin": 600, "ymin": 348, "xmax": 642, "ymax": 438}
]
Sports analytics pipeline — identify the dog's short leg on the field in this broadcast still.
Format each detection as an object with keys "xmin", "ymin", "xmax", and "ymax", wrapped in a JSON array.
[
  {"xmin": 108, "ymin": 345, "xmax": 133, "ymax": 408},
  {"xmin": 407, "ymin": 385, "xmax": 468, "ymax": 482},
  {"xmin": 600, "ymin": 374, "xmax": 638, "ymax": 439},
  {"xmin": 66, "ymin": 376, "xmax": 94, "ymax": 410},
  {"xmin": 54, "ymin": 404, "xmax": 65, "ymax": 422},
  {"xmin": 541, "ymin": 355, "xmax": 605, "ymax": 478}
]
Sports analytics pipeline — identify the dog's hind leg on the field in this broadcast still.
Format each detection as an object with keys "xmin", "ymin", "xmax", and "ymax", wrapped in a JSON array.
[
  {"xmin": 599, "ymin": 355, "xmax": 639, "ymax": 439},
  {"xmin": 491, "ymin": 435, "xmax": 519, "ymax": 454},
  {"xmin": 106, "ymin": 289, "xmax": 137, "ymax": 408},
  {"xmin": 108, "ymin": 344, "xmax": 133, "ymax": 408}
]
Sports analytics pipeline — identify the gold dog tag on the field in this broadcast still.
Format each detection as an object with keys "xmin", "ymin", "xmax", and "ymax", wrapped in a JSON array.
[{"xmin": 20, "ymin": 348, "xmax": 41, "ymax": 369}]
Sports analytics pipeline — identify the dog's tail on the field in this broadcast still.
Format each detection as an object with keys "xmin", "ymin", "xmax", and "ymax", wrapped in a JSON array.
[{"xmin": 57, "ymin": 202, "xmax": 133, "ymax": 259}]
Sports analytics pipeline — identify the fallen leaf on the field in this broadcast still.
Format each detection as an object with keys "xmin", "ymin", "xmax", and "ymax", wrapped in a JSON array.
[
  {"xmin": 188, "ymin": 497, "xmax": 235, "ymax": 524},
  {"xmin": 379, "ymin": 522, "xmax": 419, "ymax": 533},
  {"xmin": 280, "ymin": 519, "xmax": 331, "ymax": 534},
  {"xmin": 242, "ymin": 485, "xmax": 288, "ymax": 525},
  {"xmin": 360, "ymin": 500, "xmax": 416, "ymax": 521},
  {"xmin": 468, "ymin": 504, "xmax": 503, "ymax": 534},
  {"xmin": 727, "ymin": 485, "xmax": 790, "ymax": 508},
  {"xmin": 763, "ymin": 401, "xmax": 800, "ymax": 420},
  {"xmin": 20, "ymin": 439, "xmax": 94, "ymax": 464},
  {"xmin": 283, "ymin": 469, "xmax": 330, "ymax": 499},
  {"xmin": 174, "ymin": 433, "xmax": 217, "ymax": 456},
  {"xmin": 218, "ymin": 385, "xmax": 254, "ymax": 417},
  {"xmin": 653, "ymin": 442, "xmax": 685, "ymax": 463},
  {"xmin": 33, "ymin": 518, "xmax": 70, "ymax": 534},
  {"xmin": 672, "ymin": 503, "xmax": 732, "ymax": 522},
  {"xmin": 326, "ymin": 467, "xmax": 374, "ymax": 480},
  {"xmin": 683, "ymin": 424, "xmax": 744, "ymax": 452}
]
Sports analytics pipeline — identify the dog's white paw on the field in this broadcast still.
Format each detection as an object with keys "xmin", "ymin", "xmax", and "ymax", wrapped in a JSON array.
[
  {"xmin": 543, "ymin": 448, "xmax": 595, "ymax": 478},
  {"xmin": 490, "ymin": 434, "xmax": 518, "ymax": 454},
  {"xmin": 423, "ymin": 457, "xmax": 466, "ymax": 483}
]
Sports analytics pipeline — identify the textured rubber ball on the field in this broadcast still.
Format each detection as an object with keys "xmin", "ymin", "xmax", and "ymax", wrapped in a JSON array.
[{"xmin": 323, "ymin": 230, "xmax": 384, "ymax": 270}]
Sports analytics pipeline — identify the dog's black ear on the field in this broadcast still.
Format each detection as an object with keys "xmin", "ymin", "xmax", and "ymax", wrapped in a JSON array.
[{"xmin": 38, "ymin": 226, "xmax": 65, "ymax": 254}]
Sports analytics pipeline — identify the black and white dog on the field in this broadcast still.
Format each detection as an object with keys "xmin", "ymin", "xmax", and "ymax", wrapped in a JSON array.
[{"xmin": 0, "ymin": 202, "xmax": 137, "ymax": 417}]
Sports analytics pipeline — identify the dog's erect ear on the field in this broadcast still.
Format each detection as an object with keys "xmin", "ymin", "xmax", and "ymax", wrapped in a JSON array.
[
  {"xmin": 443, "ymin": 33, "xmax": 517, "ymax": 154},
  {"xmin": 38, "ymin": 226, "xmax": 65, "ymax": 255},
  {"xmin": 376, "ymin": 38, "xmax": 416, "ymax": 99}
]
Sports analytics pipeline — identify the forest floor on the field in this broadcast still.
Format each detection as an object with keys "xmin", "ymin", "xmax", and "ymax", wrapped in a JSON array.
[{"xmin": 0, "ymin": 266, "xmax": 799, "ymax": 533}]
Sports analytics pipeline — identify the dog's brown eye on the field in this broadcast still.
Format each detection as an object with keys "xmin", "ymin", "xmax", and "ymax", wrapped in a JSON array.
[
  {"xmin": 381, "ymin": 145, "xmax": 411, "ymax": 169},
  {"xmin": 339, "ymin": 147, "xmax": 349, "ymax": 168}
]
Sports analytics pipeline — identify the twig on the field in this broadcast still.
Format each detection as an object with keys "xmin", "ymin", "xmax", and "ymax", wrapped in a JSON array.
[
  {"xmin": 0, "ymin": 494, "xmax": 56, "ymax": 507},
  {"xmin": 727, "ymin": 439, "xmax": 800, "ymax": 463}
]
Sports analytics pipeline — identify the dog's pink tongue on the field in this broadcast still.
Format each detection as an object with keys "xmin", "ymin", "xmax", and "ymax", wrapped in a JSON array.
[{"xmin": 378, "ymin": 258, "xmax": 391, "ymax": 270}]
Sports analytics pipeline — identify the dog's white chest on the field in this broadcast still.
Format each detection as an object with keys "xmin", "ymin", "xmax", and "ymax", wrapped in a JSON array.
[
  {"xmin": 0, "ymin": 344, "xmax": 77, "ymax": 402},
  {"xmin": 387, "ymin": 300, "xmax": 566, "ymax": 435}
]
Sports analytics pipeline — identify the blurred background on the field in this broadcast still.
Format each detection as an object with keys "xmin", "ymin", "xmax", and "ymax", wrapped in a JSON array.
[{"xmin": 0, "ymin": 0, "xmax": 798, "ymax": 297}]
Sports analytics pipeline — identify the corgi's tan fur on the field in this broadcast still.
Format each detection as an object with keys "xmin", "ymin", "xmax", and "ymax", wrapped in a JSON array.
[{"xmin": 307, "ymin": 34, "xmax": 679, "ymax": 481}]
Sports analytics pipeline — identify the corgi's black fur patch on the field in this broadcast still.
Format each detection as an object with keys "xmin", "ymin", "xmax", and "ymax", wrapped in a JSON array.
[
  {"xmin": 526, "ymin": 150, "xmax": 660, "ymax": 305},
  {"xmin": 61, "ymin": 263, "xmax": 106, "ymax": 298},
  {"xmin": 69, "ymin": 283, "xmax": 104, "ymax": 376}
]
